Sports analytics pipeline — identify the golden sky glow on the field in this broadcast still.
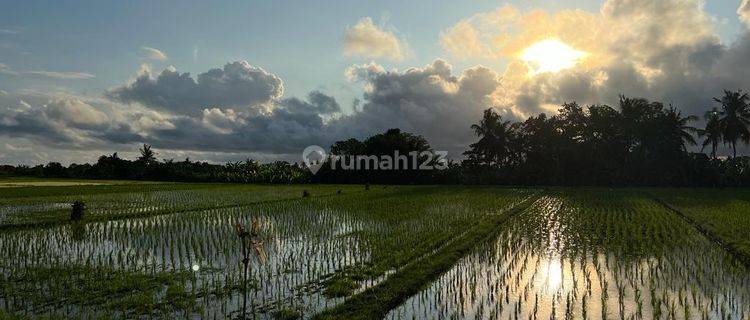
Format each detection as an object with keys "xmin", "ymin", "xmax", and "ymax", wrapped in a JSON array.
[{"xmin": 521, "ymin": 39, "xmax": 588, "ymax": 74}]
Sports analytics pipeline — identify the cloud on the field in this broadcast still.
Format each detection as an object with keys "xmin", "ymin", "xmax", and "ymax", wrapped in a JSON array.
[
  {"xmin": 280, "ymin": 91, "xmax": 341, "ymax": 115},
  {"xmin": 111, "ymin": 91, "xmax": 341, "ymax": 154},
  {"xmin": 440, "ymin": 6, "xmax": 524, "ymax": 60},
  {"xmin": 107, "ymin": 61, "xmax": 284, "ymax": 115},
  {"xmin": 1, "ymin": 59, "xmax": 496, "ymax": 158},
  {"xmin": 0, "ymin": 63, "xmax": 94, "ymax": 79},
  {"xmin": 741, "ymin": 0, "xmax": 750, "ymax": 27},
  {"xmin": 0, "ymin": 28, "xmax": 20, "ymax": 35},
  {"xmin": 4, "ymin": 0, "xmax": 750, "ymax": 162},
  {"xmin": 343, "ymin": 17, "xmax": 408, "ymax": 61},
  {"xmin": 141, "ymin": 47, "xmax": 168, "ymax": 61},
  {"xmin": 0, "ymin": 63, "xmax": 18, "ymax": 75},
  {"xmin": 438, "ymin": 0, "xmax": 750, "ymax": 120},
  {"xmin": 0, "ymin": 85, "xmax": 344, "ymax": 156},
  {"xmin": 25, "ymin": 71, "xmax": 95, "ymax": 79},
  {"xmin": 0, "ymin": 93, "xmax": 109, "ymax": 144},
  {"xmin": 43, "ymin": 97, "xmax": 109, "ymax": 129},
  {"xmin": 440, "ymin": 21, "xmax": 489, "ymax": 60},
  {"xmin": 336, "ymin": 59, "xmax": 502, "ymax": 154}
]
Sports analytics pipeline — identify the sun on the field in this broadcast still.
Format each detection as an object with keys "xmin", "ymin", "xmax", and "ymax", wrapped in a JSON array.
[{"xmin": 521, "ymin": 39, "xmax": 587, "ymax": 74}]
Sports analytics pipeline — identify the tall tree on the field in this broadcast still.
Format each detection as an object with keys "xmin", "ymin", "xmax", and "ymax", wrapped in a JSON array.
[
  {"xmin": 464, "ymin": 108, "xmax": 517, "ymax": 166},
  {"xmin": 661, "ymin": 107, "xmax": 698, "ymax": 152},
  {"xmin": 330, "ymin": 138, "xmax": 365, "ymax": 156},
  {"xmin": 698, "ymin": 108, "xmax": 722, "ymax": 159},
  {"xmin": 138, "ymin": 144, "xmax": 157, "ymax": 165},
  {"xmin": 619, "ymin": 96, "xmax": 663, "ymax": 159},
  {"xmin": 715, "ymin": 90, "xmax": 750, "ymax": 158}
]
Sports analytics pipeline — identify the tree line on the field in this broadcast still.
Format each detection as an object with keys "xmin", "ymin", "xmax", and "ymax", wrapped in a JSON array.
[
  {"xmin": 0, "ymin": 145, "xmax": 309, "ymax": 184},
  {"xmin": 2, "ymin": 90, "xmax": 750, "ymax": 187},
  {"xmin": 456, "ymin": 90, "xmax": 750, "ymax": 186}
]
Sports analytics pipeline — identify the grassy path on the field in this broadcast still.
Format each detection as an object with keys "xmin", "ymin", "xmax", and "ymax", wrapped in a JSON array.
[{"xmin": 313, "ymin": 192, "xmax": 542, "ymax": 320}]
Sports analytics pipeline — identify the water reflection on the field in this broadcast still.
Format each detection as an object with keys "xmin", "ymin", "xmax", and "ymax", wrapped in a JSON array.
[
  {"xmin": 387, "ymin": 195, "xmax": 750, "ymax": 320},
  {"xmin": 543, "ymin": 258, "xmax": 563, "ymax": 294}
]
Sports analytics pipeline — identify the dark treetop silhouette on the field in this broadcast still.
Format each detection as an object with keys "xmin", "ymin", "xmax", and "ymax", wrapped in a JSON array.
[{"xmin": 3, "ymin": 91, "xmax": 750, "ymax": 187}]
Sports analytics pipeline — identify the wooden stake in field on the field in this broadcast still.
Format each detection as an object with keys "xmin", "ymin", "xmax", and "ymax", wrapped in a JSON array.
[{"xmin": 235, "ymin": 217, "xmax": 266, "ymax": 319}]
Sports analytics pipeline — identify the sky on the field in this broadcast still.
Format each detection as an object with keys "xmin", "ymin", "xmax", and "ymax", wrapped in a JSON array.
[{"xmin": 1, "ymin": 0, "xmax": 749, "ymax": 165}]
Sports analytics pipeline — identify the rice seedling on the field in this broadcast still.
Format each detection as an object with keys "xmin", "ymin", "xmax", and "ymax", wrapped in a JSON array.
[
  {"xmin": 0, "ymin": 184, "xmax": 533, "ymax": 318},
  {"xmin": 386, "ymin": 190, "xmax": 750, "ymax": 320},
  {"xmin": 0, "ymin": 183, "xmax": 360, "ymax": 228},
  {"xmin": 651, "ymin": 188, "xmax": 750, "ymax": 267},
  {"xmin": 3, "ymin": 185, "xmax": 748, "ymax": 319}
]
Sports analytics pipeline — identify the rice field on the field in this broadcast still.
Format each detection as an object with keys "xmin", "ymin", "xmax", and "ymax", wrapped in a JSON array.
[
  {"xmin": 387, "ymin": 191, "xmax": 750, "ymax": 320},
  {"xmin": 0, "ymin": 184, "xmax": 748, "ymax": 319},
  {"xmin": 0, "ymin": 184, "xmax": 358, "ymax": 228},
  {"xmin": 651, "ymin": 189, "xmax": 750, "ymax": 266}
]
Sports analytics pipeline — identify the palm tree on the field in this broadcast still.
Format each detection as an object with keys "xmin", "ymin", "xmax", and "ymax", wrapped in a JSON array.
[
  {"xmin": 662, "ymin": 107, "xmax": 698, "ymax": 151},
  {"xmin": 714, "ymin": 90, "xmax": 750, "ymax": 158},
  {"xmin": 698, "ymin": 108, "xmax": 722, "ymax": 159},
  {"xmin": 137, "ymin": 144, "xmax": 157, "ymax": 164},
  {"xmin": 465, "ymin": 108, "xmax": 516, "ymax": 166}
]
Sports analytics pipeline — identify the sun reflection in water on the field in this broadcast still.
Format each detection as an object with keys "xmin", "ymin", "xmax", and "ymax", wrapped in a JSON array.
[{"xmin": 545, "ymin": 258, "xmax": 563, "ymax": 293}]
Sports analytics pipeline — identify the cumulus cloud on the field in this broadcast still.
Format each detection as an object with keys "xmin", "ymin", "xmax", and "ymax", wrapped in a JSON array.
[
  {"xmin": 0, "ymin": 59, "xmax": 498, "ymax": 158},
  {"xmin": 440, "ymin": 6, "xmax": 524, "ymax": 60},
  {"xmin": 440, "ymin": 20, "xmax": 488, "ymax": 60},
  {"xmin": 43, "ymin": 98, "xmax": 109, "ymax": 129},
  {"xmin": 336, "ymin": 59, "xmax": 502, "ymax": 154},
  {"xmin": 141, "ymin": 47, "xmax": 168, "ymax": 61},
  {"xmin": 281, "ymin": 91, "xmax": 341, "ymax": 115},
  {"xmin": 439, "ymin": 0, "xmax": 750, "ymax": 119},
  {"xmin": 25, "ymin": 71, "xmax": 95, "ymax": 79},
  {"xmin": 343, "ymin": 17, "xmax": 408, "ymax": 61},
  {"xmin": 0, "ymin": 85, "xmax": 347, "ymax": 156},
  {"xmin": 106, "ymin": 61, "xmax": 284, "ymax": 115},
  {"xmin": 0, "ymin": 93, "xmax": 109, "ymax": 144},
  {"xmin": 120, "ymin": 91, "xmax": 341, "ymax": 154},
  {"xmin": 4, "ymin": 0, "xmax": 750, "ymax": 163},
  {"xmin": 741, "ymin": 0, "xmax": 750, "ymax": 27}
]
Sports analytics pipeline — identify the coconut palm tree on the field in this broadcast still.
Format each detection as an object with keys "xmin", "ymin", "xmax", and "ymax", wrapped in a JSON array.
[
  {"xmin": 714, "ymin": 90, "xmax": 750, "ymax": 158},
  {"xmin": 465, "ymin": 108, "xmax": 516, "ymax": 166},
  {"xmin": 137, "ymin": 144, "xmax": 157, "ymax": 165},
  {"xmin": 698, "ymin": 108, "xmax": 722, "ymax": 159},
  {"xmin": 661, "ymin": 107, "xmax": 698, "ymax": 152}
]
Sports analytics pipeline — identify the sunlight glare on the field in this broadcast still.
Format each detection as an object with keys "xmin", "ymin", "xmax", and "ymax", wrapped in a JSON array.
[
  {"xmin": 545, "ymin": 259, "xmax": 563, "ymax": 292},
  {"xmin": 521, "ymin": 39, "xmax": 587, "ymax": 74}
]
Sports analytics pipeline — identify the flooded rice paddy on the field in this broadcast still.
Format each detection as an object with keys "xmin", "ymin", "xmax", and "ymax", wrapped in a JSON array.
[
  {"xmin": 0, "ymin": 186, "xmax": 532, "ymax": 318},
  {"xmin": 0, "ymin": 185, "xmax": 748, "ymax": 319},
  {"xmin": 388, "ymin": 192, "xmax": 750, "ymax": 320}
]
